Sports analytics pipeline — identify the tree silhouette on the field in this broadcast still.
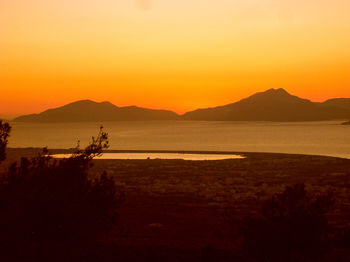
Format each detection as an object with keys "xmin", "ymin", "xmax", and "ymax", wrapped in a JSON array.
[
  {"xmin": 242, "ymin": 184, "xmax": 333, "ymax": 262},
  {"xmin": 0, "ymin": 126, "xmax": 122, "ymax": 261},
  {"xmin": 0, "ymin": 120, "xmax": 11, "ymax": 164}
]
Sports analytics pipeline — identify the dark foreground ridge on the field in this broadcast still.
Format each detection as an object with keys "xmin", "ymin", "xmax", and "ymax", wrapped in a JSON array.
[{"xmin": 13, "ymin": 88, "xmax": 350, "ymax": 122}]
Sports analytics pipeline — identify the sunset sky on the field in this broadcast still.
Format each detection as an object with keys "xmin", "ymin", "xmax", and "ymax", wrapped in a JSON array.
[{"xmin": 1, "ymin": 0, "xmax": 350, "ymax": 117}]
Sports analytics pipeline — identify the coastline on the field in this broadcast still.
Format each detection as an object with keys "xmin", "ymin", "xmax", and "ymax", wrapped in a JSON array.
[{"xmin": 5, "ymin": 147, "xmax": 350, "ymax": 159}]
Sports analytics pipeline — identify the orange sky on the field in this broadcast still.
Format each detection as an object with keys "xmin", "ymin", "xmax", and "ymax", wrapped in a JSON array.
[{"xmin": 1, "ymin": 0, "xmax": 350, "ymax": 117}]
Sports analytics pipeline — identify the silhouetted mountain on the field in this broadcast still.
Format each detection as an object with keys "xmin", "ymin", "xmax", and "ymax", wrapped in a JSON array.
[
  {"xmin": 13, "ymin": 90, "xmax": 350, "ymax": 122},
  {"xmin": 322, "ymin": 98, "xmax": 350, "ymax": 110},
  {"xmin": 14, "ymin": 100, "xmax": 179, "ymax": 122},
  {"xmin": 183, "ymin": 88, "xmax": 350, "ymax": 121}
]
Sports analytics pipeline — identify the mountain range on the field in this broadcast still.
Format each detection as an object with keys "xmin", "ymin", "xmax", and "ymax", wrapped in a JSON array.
[
  {"xmin": 14, "ymin": 101, "xmax": 179, "ymax": 122},
  {"xmin": 13, "ymin": 88, "xmax": 350, "ymax": 122}
]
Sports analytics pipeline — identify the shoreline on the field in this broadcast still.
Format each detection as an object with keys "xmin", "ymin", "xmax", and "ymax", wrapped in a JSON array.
[{"xmin": 6, "ymin": 147, "xmax": 350, "ymax": 160}]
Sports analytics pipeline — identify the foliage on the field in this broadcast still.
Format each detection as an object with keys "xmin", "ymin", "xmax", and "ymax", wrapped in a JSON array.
[
  {"xmin": 0, "ymin": 120, "xmax": 11, "ymax": 164},
  {"xmin": 242, "ymin": 184, "xmax": 333, "ymax": 262},
  {"xmin": 0, "ymin": 126, "xmax": 122, "ymax": 261}
]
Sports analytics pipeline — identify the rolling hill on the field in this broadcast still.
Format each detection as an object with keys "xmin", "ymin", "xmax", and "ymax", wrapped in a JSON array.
[
  {"xmin": 183, "ymin": 88, "xmax": 350, "ymax": 121},
  {"xmin": 14, "ymin": 100, "xmax": 179, "ymax": 122},
  {"xmin": 322, "ymin": 98, "xmax": 350, "ymax": 110},
  {"xmin": 13, "ymin": 89, "xmax": 350, "ymax": 122}
]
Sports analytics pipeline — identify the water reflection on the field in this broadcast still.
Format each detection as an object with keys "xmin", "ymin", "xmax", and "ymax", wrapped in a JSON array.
[{"xmin": 52, "ymin": 153, "xmax": 245, "ymax": 160}]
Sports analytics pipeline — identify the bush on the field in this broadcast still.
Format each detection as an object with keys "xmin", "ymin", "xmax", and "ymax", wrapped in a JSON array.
[
  {"xmin": 0, "ymin": 126, "xmax": 122, "ymax": 261},
  {"xmin": 0, "ymin": 120, "xmax": 11, "ymax": 164},
  {"xmin": 242, "ymin": 184, "xmax": 333, "ymax": 262}
]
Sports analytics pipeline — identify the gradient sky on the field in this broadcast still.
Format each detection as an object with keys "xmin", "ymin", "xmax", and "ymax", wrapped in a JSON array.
[{"xmin": 1, "ymin": 0, "xmax": 350, "ymax": 116}]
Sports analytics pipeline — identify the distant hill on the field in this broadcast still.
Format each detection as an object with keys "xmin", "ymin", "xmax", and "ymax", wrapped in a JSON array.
[
  {"xmin": 322, "ymin": 98, "xmax": 350, "ymax": 110},
  {"xmin": 13, "ymin": 90, "xmax": 350, "ymax": 122},
  {"xmin": 183, "ymin": 88, "xmax": 350, "ymax": 121},
  {"xmin": 14, "ymin": 100, "xmax": 179, "ymax": 122}
]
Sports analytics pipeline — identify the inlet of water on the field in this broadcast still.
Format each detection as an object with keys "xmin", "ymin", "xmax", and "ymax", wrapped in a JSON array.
[{"xmin": 52, "ymin": 153, "xmax": 245, "ymax": 161}]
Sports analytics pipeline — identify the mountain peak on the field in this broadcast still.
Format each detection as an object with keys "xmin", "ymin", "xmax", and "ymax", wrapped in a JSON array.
[
  {"xmin": 183, "ymin": 88, "xmax": 329, "ymax": 121},
  {"xmin": 66, "ymin": 100, "xmax": 111, "ymax": 106},
  {"xmin": 242, "ymin": 88, "xmax": 297, "ymax": 103},
  {"xmin": 262, "ymin": 88, "xmax": 290, "ymax": 96},
  {"xmin": 67, "ymin": 99, "xmax": 95, "ymax": 105},
  {"xmin": 59, "ymin": 100, "xmax": 118, "ymax": 110}
]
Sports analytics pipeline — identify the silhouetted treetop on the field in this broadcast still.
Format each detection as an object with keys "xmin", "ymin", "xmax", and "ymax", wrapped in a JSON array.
[
  {"xmin": 0, "ymin": 126, "xmax": 122, "ymax": 261},
  {"xmin": 241, "ymin": 183, "xmax": 334, "ymax": 262},
  {"xmin": 0, "ymin": 120, "xmax": 11, "ymax": 164}
]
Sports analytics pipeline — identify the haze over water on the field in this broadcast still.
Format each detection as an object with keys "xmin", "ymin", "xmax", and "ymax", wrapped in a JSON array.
[{"xmin": 8, "ymin": 121, "xmax": 350, "ymax": 159}]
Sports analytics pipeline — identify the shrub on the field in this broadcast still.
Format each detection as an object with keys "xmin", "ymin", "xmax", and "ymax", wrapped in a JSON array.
[
  {"xmin": 242, "ymin": 184, "xmax": 333, "ymax": 262},
  {"xmin": 0, "ymin": 120, "xmax": 11, "ymax": 164},
  {"xmin": 0, "ymin": 126, "xmax": 122, "ymax": 261}
]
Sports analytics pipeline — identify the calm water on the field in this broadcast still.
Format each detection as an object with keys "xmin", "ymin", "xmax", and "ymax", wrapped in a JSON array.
[
  {"xmin": 8, "ymin": 121, "xmax": 350, "ymax": 159},
  {"xmin": 52, "ymin": 153, "xmax": 244, "ymax": 160}
]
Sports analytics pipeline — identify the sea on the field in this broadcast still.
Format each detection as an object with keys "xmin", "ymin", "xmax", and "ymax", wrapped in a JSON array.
[{"xmin": 8, "ymin": 120, "xmax": 350, "ymax": 159}]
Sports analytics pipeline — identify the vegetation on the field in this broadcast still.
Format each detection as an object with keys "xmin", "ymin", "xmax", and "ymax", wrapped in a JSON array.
[
  {"xmin": 1, "ymin": 121, "xmax": 350, "ymax": 261},
  {"xmin": 0, "ymin": 125, "xmax": 122, "ymax": 261},
  {"xmin": 241, "ymin": 183, "xmax": 334, "ymax": 262},
  {"xmin": 0, "ymin": 120, "xmax": 11, "ymax": 164}
]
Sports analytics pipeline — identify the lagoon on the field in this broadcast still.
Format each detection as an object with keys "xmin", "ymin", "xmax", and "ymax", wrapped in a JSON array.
[
  {"xmin": 52, "ymin": 153, "xmax": 244, "ymax": 160},
  {"xmin": 8, "ymin": 120, "xmax": 350, "ymax": 159}
]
